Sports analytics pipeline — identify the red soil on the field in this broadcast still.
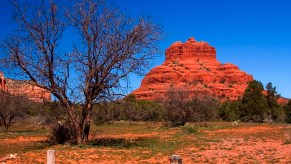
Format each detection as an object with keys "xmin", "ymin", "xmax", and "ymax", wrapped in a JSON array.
[{"xmin": 1, "ymin": 124, "xmax": 290, "ymax": 163}]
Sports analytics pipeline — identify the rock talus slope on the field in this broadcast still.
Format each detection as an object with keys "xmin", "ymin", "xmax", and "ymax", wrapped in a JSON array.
[{"xmin": 132, "ymin": 37, "xmax": 253, "ymax": 101}]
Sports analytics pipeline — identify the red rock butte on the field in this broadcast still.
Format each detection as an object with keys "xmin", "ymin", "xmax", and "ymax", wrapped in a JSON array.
[
  {"xmin": 132, "ymin": 37, "xmax": 254, "ymax": 101},
  {"xmin": 0, "ymin": 72, "xmax": 51, "ymax": 102}
]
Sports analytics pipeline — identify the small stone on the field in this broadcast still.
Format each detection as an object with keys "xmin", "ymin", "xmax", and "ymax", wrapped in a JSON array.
[{"xmin": 169, "ymin": 154, "xmax": 182, "ymax": 164}]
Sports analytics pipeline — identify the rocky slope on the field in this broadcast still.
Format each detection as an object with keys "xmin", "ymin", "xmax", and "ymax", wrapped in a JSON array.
[{"xmin": 132, "ymin": 37, "xmax": 253, "ymax": 101}]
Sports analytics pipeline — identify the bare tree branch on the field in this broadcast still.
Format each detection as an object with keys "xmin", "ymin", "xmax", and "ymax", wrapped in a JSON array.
[{"xmin": 1, "ymin": 0, "xmax": 163, "ymax": 144}]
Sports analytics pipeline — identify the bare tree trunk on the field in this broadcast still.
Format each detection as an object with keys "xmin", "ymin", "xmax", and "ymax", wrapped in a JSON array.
[
  {"xmin": 71, "ymin": 115, "xmax": 91, "ymax": 144},
  {"xmin": 5, "ymin": 126, "xmax": 9, "ymax": 132},
  {"xmin": 2, "ymin": 0, "xmax": 162, "ymax": 145},
  {"xmin": 76, "ymin": 127, "xmax": 83, "ymax": 144},
  {"xmin": 70, "ymin": 118, "xmax": 83, "ymax": 144},
  {"xmin": 61, "ymin": 104, "xmax": 92, "ymax": 144},
  {"xmin": 65, "ymin": 106, "xmax": 83, "ymax": 144},
  {"xmin": 2, "ymin": 117, "xmax": 10, "ymax": 132},
  {"xmin": 82, "ymin": 119, "xmax": 91, "ymax": 143},
  {"xmin": 81, "ymin": 103, "xmax": 92, "ymax": 144}
]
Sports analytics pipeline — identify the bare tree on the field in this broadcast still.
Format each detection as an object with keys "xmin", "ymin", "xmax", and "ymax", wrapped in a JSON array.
[
  {"xmin": 161, "ymin": 86, "xmax": 220, "ymax": 126},
  {"xmin": 0, "ymin": 92, "xmax": 30, "ymax": 132},
  {"xmin": 1, "ymin": 0, "xmax": 162, "ymax": 144},
  {"xmin": 161, "ymin": 86, "xmax": 192, "ymax": 127},
  {"xmin": 190, "ymin": 92, "xmax": 220, "ymax": 123}
]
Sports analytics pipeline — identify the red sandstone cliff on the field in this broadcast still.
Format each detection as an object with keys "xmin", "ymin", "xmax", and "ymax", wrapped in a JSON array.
[
  {"xmin": 0, "ymin": 72, "xmax": 8, "ymax": 92},
  {"xmin": 0, "ymin": 72, "xmax": 51, "ymax": 102},
  {"xmin": 132, "ymin": 37, "xmax": 253, "ymax": 101}
]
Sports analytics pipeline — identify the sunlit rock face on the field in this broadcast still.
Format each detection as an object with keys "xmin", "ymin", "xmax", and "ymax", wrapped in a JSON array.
[
  {"xmin": 0, "ymin": 72, "xmax": 8, "ymax": 92},
  {"xmin": 132, "ymin": 37, "xmax": 253, "ymax": 101},
  {"xmin": 0, "ymin": 72, "xmax": 51, "ymax": 102}
]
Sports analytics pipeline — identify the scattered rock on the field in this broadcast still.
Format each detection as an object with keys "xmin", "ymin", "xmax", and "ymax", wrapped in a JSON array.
[
  {"xmin": 169, "ymin": 154, "xmax": 182, "ymax": 164},
  {"xmin": 0, "ymin": 154, "xmax": 18, "ymax": 163}
]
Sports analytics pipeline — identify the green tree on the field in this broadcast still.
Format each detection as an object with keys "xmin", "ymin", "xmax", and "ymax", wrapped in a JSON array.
[
  {"xmin": 219, "ymin": 101, "xmax": 240, "ymax": 121},
  {"xmin": 122, "ymin": 94, "xmax": 140, "ymax": 124},
  {"xmin": 239, "ymin": 80, "xmax": 269, "ymax": 122},
  {"xmin": 265, "ymin": 82, "xmax": 281, "ymax": 121},
  {"xmin": 285, "ymin": 100, "xmax": 291, "ymax": 123},
  {"xmin": 265, "ymin": 82, "xmax": 279, "ymax": 108},
  {"xmin": 93, "ymin": 102, "xmax": 118, "ymax": 125},
  {"xmin": 135, "ymin": 100, "xmax": 162, "ymax": 121}
]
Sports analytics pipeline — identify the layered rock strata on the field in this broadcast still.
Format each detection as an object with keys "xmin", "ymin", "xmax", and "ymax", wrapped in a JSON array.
[
  {"xmin": 132, "ymin": 37, "xmax": 253, "ymax": 101},
  {"xmin": 0, "ymin": 72, "xmax": 8, "ymax": 92},
  {"xmin": 0, "ymin": 72, "xmax": 51, "ymax": 102}
]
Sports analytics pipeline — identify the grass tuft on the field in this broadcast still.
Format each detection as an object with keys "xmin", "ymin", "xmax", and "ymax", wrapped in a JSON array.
[
  {"xmin": 283, "ymin": 140, "xmax": 291, "ymax": 145},
  {"xmin": 181, "ymin": 125, "xmax": 199, "ymax": 134}
]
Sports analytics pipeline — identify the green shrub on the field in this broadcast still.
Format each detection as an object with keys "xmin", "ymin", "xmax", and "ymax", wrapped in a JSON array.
[
  {"xmin": 39, "ymin": 101, "xmax": 66, "ymax": 124},
  {"xmin": 136, "ymin": 100, "xmax": 162, "ymax": 122},
  {"xmin": 92, "ymin": 96, "xmax": 163, "ymax": 125},
  {"xmin": 219, "ymin": 101, "xmax": 240, "ymax": 121},
  {"xmin": 48, "ymin": 123, "xmax": 73, "ymax": 145},
  {"xmin": 24, "ymin": 102, "xmax": 41, "ymax": 116},
  {"xmin": 93, "ymin": 103, "xmax": 118, "ymax": 125},
  {"xmin": 271, "ymin": 107, "xmax": 286, "ymax": 123},
  {"xmin": 285, "ymin": 100, "xmax": 291, "ymax": 123},
  {"xmin": 182, "ymin": 125, "xmax": 199, "ymax": 134}
]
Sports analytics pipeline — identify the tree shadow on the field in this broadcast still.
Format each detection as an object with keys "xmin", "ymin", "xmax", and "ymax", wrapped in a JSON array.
[{"xmin": 89, "ymin": 137, "xmax": 153, "ymax": 148}]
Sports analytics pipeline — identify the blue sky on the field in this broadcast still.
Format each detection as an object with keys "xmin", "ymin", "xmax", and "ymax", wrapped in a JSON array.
[
  {"xmin": 114, "ymin": 0, "xmax": 291, "ymax": 98},
  {"xmin": 1, "ymin": 0, "xmax": 291, "ymax": 98}
]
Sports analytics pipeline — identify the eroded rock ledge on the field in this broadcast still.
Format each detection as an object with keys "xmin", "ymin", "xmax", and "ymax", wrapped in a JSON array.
[{"xmin": 132, "ymin": 37, "xmax": 253, "ymax": 101}]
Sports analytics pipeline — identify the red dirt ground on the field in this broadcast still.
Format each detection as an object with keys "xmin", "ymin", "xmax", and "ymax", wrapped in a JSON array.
[{"xmin": 1, "ymin": 124, "xmax": 290, "ymax": 163}]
